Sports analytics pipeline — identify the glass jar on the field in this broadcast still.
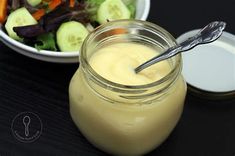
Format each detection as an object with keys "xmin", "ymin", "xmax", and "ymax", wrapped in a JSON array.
[{"xmin": 69, "ymin": 20, "xmax": 187, "ymax": 155}]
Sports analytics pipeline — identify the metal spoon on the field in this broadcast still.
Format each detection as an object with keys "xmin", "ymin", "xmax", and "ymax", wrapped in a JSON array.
[{"xmin": 135, "ymin": 21, "xmax": 226, "ymax": 73}]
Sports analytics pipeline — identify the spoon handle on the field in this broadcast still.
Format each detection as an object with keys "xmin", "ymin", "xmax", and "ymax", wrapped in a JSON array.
[{"xmin": 135, "ymin": 21, "xmax": 226, "ymax": 73}]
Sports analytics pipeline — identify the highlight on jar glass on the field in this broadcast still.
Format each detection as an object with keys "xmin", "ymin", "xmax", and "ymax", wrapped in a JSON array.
[{"xmin": 69, "ymin": 19, "xmax": 187, "ymax": 155}]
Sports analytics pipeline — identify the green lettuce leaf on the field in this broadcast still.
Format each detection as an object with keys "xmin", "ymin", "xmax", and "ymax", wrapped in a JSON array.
[
  {"xmin": 86, "ymin": 0, "xmax": 105, "ymax": 21},
  {"xmin": 122, "ymin": 0, "xmax": 135, "ymax": 5},
  {"xmin": 127, "ymin": 3, "xmax": 136, "ymax": 18},
  {"xmin": 35, "ymin": 33, "xmax": 57, "ymax": 51}
]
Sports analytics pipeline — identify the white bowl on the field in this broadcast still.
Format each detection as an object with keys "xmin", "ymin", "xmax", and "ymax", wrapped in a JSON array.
[{"xmin": 0, "ymin": 0, "xmax": 150, "ymax": 63}]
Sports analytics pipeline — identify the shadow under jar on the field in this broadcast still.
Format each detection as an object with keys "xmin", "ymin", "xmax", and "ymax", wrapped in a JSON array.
[{"xmin": 69, "ymin": 20, "xmax": 187, "ymax": 155}]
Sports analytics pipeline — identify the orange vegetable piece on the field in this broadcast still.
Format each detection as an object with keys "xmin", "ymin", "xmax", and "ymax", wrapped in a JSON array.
[
  {"xmin": 0, "ymin": 0, "xmax": 7, "ymax": 24},
  {"xmin": 32, "ymin": 9, "xmax": 46, "ymax": 20},
  {"xmin": 111, "ymin": 28, "xmax": 127, "ymax": 35},
  {"xmin": 49, "ymin": 0, "xmax": 62, "ymax": 10},
  {"xmin": 69, "ymin": 0, "xmax": 75, "ymax": 8}
]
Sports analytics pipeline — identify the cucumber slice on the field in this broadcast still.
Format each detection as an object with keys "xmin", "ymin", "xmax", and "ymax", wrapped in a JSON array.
[
  {"xmin": 27, "ymin": 0, "xmax": 42, "ymax": 6},
  {"xmin": 97, "ymin": 0, "xmax": 131, "ymax": 24},
  {"xmin": 56, "ymin": 21, "xmax": 89, "ymax": 52},
  {"xmin": 5, "ymin": 7, "xmax": 37, "ymax": 41}
]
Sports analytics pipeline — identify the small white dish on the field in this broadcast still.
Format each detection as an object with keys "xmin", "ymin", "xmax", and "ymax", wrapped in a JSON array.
[
  {"xmin": 0, "ymin": 0, "xmax": 150, "ymax": 63},
  {"xmin": 177, "ymin": 30, "xmax": 235, "ymax": 95}
]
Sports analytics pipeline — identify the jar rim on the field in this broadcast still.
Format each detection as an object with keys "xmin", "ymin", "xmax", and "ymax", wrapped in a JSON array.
[{"xmin": 80, "ymin": 19, "xmax": 182, "ymax": 90}]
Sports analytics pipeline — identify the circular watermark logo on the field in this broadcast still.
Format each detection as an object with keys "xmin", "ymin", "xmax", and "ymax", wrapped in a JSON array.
[{"xmin": 11, "ymin": 112, "xmax": 43, "ymax": 143}]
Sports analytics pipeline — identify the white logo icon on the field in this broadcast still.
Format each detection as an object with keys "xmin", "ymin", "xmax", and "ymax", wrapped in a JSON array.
[{"xmin": 11, "ymin": 112, "xmax": 42, "ymax": 143}]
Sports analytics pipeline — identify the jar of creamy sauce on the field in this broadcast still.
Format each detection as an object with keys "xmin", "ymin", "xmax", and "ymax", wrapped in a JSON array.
[{"xmin": 69, "ymin": 20, "xmax": 187, "ymax": 155}]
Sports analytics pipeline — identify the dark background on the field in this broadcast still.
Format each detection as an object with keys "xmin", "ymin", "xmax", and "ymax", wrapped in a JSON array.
[{"xmin": 1, "ymin": 0, "xmax": 235, "ymax": 155}]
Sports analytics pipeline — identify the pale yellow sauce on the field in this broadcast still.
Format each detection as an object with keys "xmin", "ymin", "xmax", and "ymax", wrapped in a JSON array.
[
  {"xmin": 89, "ymin": 43, "xmax": 171, "ymax": 85},
  {"xmin": 69, "ymin": 42, "xmax": 186, "ymax": 155}
]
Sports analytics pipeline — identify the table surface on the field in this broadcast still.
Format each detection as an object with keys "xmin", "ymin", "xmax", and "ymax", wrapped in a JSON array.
[{"xmin": 1, "ymin": 0, "xmax": 235, "ymax": 156}]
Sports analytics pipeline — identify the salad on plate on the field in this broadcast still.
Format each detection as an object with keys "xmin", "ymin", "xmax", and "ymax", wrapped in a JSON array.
[{"xmin": 0, "ymin": 0, "xmax": 136, "ymax": 52}]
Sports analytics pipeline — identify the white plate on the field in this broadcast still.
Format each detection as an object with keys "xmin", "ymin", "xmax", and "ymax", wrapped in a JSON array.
[
  {"xmin": 177, "ymin": 30, "xmax": 235, "ymax": 93},
  {"xmin": 0, "ymin": 0, "xmax": 150, "ymax": 63}
]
